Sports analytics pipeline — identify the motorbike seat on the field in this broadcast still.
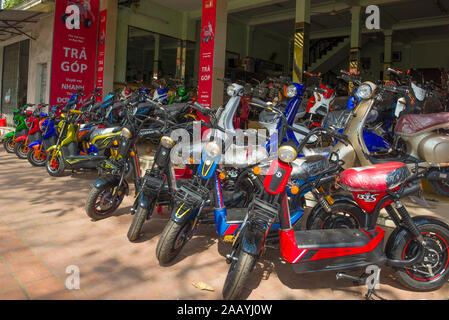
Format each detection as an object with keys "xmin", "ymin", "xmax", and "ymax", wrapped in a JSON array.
[
  {"xmin": 290, "ymin": 155, "xmax": 329, "ymax": 180},
  {"xmin": 154, "ymin": 103, "xmax": 187, "ymax": 118},
  {"xmin": 395, "ymin": 112, "xmax": 449, "ymax": 136},
  {"xmin": 222, "ymin": 144, "xmax": 269, "ymax": 168},
  {"xmin": 259, "ymin": 109, "xmax": 279, "ymax": 124},
  {"xmin": 339, "ymin": 162, "xmax": 410, "ymax": 192}
]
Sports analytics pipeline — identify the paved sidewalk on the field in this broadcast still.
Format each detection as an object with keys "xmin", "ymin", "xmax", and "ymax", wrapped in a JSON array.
[{"xmin": 0, "ymin": 148, "xmax": 449, "ymax": 300}]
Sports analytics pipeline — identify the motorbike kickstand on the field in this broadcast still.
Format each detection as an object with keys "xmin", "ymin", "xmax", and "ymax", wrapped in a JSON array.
[
  {"xmin": 336, "ymin": 272, "xmax": 387, "ymax": 300},
  {"xmin": 365, "ymin": 288, "xmax": 386, "ymax": 301}
]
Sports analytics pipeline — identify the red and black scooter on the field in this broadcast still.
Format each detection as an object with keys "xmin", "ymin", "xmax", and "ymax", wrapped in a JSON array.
[
  {"xmin": 14, "ymin": 105, "xmax": 47, "ymax": 159},
  {"xmin": 223, "ymin": 127, "xmax": 449, "ymax": 300}
]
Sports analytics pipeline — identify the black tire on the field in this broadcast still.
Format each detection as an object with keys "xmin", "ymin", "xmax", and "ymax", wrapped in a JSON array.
[
  {"xmin": 3, "ymin": 136, "xmax": 14, "ymax": 153},
  {"xmin": 127, "ymin": 206, "xmax": 149, "ymax": 242},
  {"xmin": 45, "ymin": 153, "xmax": 65, "ymax": 177},
  {"xmin": 156, "ymin": 219, "xmax": 192, "ymax": 265},
  {"xmin": 428, "ymin": 169, "xmax": 449, "ymax": 197},
  {"xmin": 222, "ymin": 249, "xmax": 256, "ymax": 300},
  {"xmin": 14, "ymin": 141, "xmax": 28, "ymax": 159},
  {"xmin": 306, "ymin": 202, "xmax": 363, "ymax": 230},
  {"xmin": 85, "ymin": 185, "xmax": 125, "ymax": 221},
  {"xmin": 27, "ymin": 148, "xmax": 46, "ymax": 167},
  {"xmin": 389, "ymin": 223, "xmax": 449, "ymax": 291}
]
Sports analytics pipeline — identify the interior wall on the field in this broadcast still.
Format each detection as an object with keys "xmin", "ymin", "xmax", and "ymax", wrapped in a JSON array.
[
  {"xmin": 27, "ymin": 13, "xmax": 54, "ymax": 105},
  {"xmin": 330, "ymin": 36, "xmax": 449, "ymax": 83},
  {"xmin": 115, "ymin": 2, "xmax": 196, "ymax": 84}
]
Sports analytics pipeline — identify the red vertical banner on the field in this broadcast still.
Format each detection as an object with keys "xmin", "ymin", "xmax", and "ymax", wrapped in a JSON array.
[
  {"xmin": 96, "ymin": 9, "xmax": 107, "ymax": 102},
  {"xmin": 197, "ymin": 0, "xmax": 217, "ymax": 110},
  {"xmin": 49, "ymin": 0, "xmax": 100, "ymax": 106}
]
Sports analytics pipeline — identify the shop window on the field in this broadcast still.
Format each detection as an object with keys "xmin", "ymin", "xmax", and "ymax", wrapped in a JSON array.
[
  {"xmin": 126, "ymin": 26, "xmax": 196, "ymax": 88},
  {"xmin": 36, "ymin": 63, "xmax": 48, "ymax": 104},
  {"xmin": 1, "ymin": 39, "xmax": 29, "ymax": 116}
]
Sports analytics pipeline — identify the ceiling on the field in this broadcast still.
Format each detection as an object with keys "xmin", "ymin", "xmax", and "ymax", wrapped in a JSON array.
[
  {"xmin": 130, "ymin": 0, "xmax": 449, "ymax": 43},
  {"xmin": 228, "ymin": 0, "xmax": 449, "ymax": 42}
]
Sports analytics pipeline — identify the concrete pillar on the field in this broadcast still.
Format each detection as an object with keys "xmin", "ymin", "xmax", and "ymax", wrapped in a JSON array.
[
  {"xmin": 197, "ymin": 0, "xmax": 228, "ymax": 109},
  {"xmin": 153, "ymin": 34, "xmax": 160, "ymax": 79},
  {"xmin": 293, "ymin": 0, "xmax": 310, "ymax": 83},
  {"xmin": 193, "ymin": 20, "xmax": 201, "ymax": 82},
  {"xmin": 349, "ymin": 6, "xmax": 362, "ymax": 74},
  {"xmin": 245, "ymin": 25, "xmax": 254, "ymax": 58},
  {"xmin": 383, "ymin": 29, "xmax": 393, "ymax": 81},
  {"xmin": 211, "ymin": 0, "xmax": 228, "ymax": 109},
  {"xmin": 100, "ymin": 0, "xmax": 118, "ymax": 96},
  {"xmin": 114, "ymin": 9, "xmax": 128, "ymax": 85}
]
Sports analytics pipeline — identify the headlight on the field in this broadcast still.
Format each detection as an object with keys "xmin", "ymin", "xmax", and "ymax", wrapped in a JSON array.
[
  {"xmin": 278, "ymin": 145, "xmax": 297, "ymax": 163},
  {"xmin": 227, "ymin": 85, "xmax": 237, "ymax": 97},
  {"xmin": 286, "ymin": 85, "xmax": 297, "ymax": 98},
  {"xmin": 120, "ymin": 127, "xmax": 133, "ymax": 139},
  {"xmin": 205, "ymin": 141, "xmax": 221, "ymax": 158},
  {"xmin": 160, "ymin": 136, "xmax": 175, "ymax": 149},
  {"xmin": 356, "ymin": 84, "xmax": 373, "ymax": 100}
]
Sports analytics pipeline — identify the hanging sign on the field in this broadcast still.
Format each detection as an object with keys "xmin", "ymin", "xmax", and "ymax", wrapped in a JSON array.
[
  {"xmin": 95, "ymin": 9, "xmax": 107, "ymax": 102},
  {"xmin": 49, "ymin": 0, "xmax": 100, "ymax": 106},
  {"xmin": 197, "ymin": 0, "xmax": 217, "ymax": 110}
]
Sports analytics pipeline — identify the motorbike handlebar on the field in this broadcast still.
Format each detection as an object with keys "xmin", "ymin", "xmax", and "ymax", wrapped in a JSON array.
[
  {"xmin": 304, "ymin": 71, "xmax": 322, "ymax": 78},
  {"xmin": 295, "ymin": 127, "xmax": 349, "ymax": 155}
]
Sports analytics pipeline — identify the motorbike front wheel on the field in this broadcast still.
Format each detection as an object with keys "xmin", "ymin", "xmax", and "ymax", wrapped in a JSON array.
[
  {"xmin": 127, "ymin": 205, "xmax": 150, "ymax": 242},
  {"xmin": 14, "ymin": 141, "xmax": 28, "ymax": 159},
  {"xmin": 27, "ymin": 148, "xmax": 46, "ymax": 167},
  {"xmin": 222, "ymin": 248, "xmax": 256, "ymax": 300},
  {"xmin": 45, "ymin": 154, "xmax": 65, "ymax": 177},
  {"xmin": 3, "ymin": 136, "xmax": 14, "ymax": 153},
  {"xmin": 156, "ymin": 219, "xmax": 192, "ymax": 265},
  {"xmin": 85, "ymin": 185, "xmax": 125, "ymax": 221}
]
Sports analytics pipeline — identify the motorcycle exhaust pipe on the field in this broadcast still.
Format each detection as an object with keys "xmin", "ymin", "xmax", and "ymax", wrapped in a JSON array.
[
  {"xmin": 400, "ymin": 183, "xmax": 421, "ymax": 199},
  {"xmin": 426, "ymin": 170, "xmax": 449, "ymax": 182}
]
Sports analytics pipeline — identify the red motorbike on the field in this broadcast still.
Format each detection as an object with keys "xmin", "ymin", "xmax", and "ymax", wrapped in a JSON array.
[
  {"xmin": 223, "ymin": 127, "xmax": 449, "ymax": 300},
  {"xmin": 14, "ymin": 105, "xmax": 47, "ymax": 159}
]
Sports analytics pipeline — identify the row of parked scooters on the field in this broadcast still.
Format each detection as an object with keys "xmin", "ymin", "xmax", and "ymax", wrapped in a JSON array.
[{"xmin": 3, "ymin": 67, "xmax": 449, "ymax": 300}]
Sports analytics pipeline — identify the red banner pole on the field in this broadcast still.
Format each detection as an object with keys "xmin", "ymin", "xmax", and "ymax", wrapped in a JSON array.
[
  {"xmin": 49, "ymin": 0, "xmax": 100, "ymax": 106},
  {"xmin": 197, "ymin": 0, "xmax": 217, "ymax": 117}
]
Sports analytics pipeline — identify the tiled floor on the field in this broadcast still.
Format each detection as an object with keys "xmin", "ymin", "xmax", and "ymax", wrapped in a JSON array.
[{"xmin": 1, "ymin": 148, "xmax": 449, "ymax": 300}]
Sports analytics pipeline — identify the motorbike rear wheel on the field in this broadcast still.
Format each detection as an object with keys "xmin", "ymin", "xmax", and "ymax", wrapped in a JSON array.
[
  {"xmin": 389, "ymin": 223, "xmax": 449, "ymax": 291},
  {"xmin": 156, "ymin": 219, "xmax": 192, "ymax": 265},
  {"xmin": 306, "ymin": 202, "xmax": 364, "ymax": 230},
  {"xmin": 27, "ymin": 148, "xmax": 46, "ymax": 167},
  {"xmin": 14, "ymin": 141, "xmax": 28, "ymax": 159},
  {"xmin": 3, "ymin": 136, "xmax": 14, "ymax": 153},
  {"xmin": 428, "ymin": 168, "xmax": 449, "ymax": 197},
  {"xmin": 222, "ymin": 248, "xmax": 256, "ymax": 300},
  {"xmin": 85, "ymin": 185, "xmax": 125, "ymax": 220}
]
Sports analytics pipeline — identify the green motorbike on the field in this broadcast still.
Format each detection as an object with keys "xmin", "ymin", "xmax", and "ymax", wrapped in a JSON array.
[
  {"xmin": 3, "ymin": 105, "xmax": 32, "ymax": 153},
  {"xmin": 168, "ymin": 85, "xmax": 190, "ymax": 105}
]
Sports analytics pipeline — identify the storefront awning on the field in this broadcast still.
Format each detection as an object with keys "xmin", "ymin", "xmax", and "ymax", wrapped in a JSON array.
[{"xmin": 0, "ymin": 9, "xmax": 44, "ymax": 41}]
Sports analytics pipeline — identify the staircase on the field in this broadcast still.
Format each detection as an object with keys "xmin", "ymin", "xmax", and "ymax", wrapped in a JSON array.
[{"xmin": 308, "ymin": 37, "xmax": 350, "ymax": 73}]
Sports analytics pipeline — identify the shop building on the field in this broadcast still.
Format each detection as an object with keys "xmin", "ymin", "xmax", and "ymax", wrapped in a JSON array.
[{"xmin": 0, "ymin": 0, "xmax": 448, "ymax": 123}]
